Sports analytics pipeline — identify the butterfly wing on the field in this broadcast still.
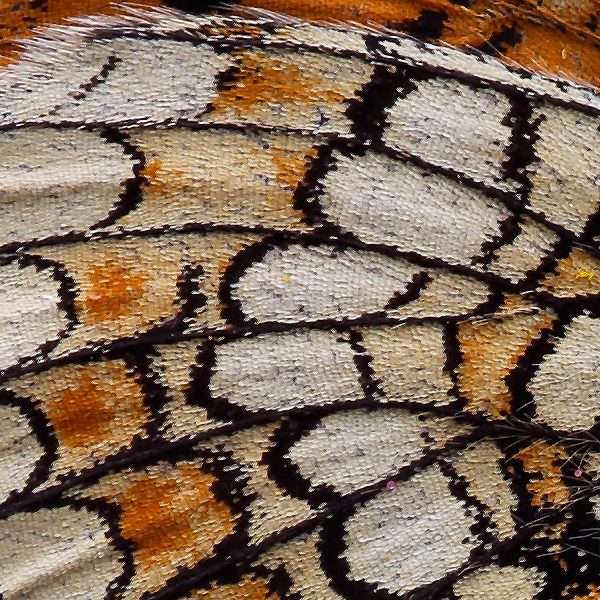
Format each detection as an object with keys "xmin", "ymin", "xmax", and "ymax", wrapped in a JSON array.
[{"xmin": 1, "ymin": 9, "xmax": 600, "ymax": 600}]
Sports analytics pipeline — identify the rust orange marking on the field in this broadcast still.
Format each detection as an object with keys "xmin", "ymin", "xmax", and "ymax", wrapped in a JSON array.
[
  {"xmin": 43, "ymin": 360, "xmax": 149, "ymax": 453},
  {"xmin": 119, "ymin": 463, "xmax": 235, "ymax": 569},
  {"xmin": 47, "ymin": 370, "xmax": 117, "ymax": 448},
  {"xmin": 458, "ymin": 305, "xmax": 555, "ymax": 418},
  {"xmin": 141, "ymin": 158, "xmax": 186, "ymax": 195},
  {"xmin": 190, "ymin": 576, "xmax": 278, "ymax": 599},
  {"xmin": 271, "ymin": 145, "xmax": 319, "ymax": 188},
  {"xmin": 77, "ymin": 258, "xmax": 149, "ymax": 324},
  {"xmin": 142, "ymin": 158, "xmax": 163, "ymax": 185},
  {"xmin": 209, "ymin": 50, "xmax": 347, "ymax": 117},
  {"xmin": 514, "ymin": 440, "xmax": 571, "ymax": 507}
]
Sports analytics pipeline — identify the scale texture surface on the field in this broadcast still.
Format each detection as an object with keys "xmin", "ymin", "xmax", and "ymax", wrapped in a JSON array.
[{"xmin": 1, "ymin": 5, "xmax": 600, "ymax": 600}]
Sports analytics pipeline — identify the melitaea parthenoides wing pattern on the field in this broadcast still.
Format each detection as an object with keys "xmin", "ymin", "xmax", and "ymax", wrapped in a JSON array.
[{"xmin": 1, "ymin": 6, "xmax": 600, "ymax": 600}]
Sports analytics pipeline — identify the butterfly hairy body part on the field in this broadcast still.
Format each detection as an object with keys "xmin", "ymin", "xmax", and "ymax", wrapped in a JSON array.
[{"xmin": 1, "ymin": 5, "xmax": 600, "ymax": 600}]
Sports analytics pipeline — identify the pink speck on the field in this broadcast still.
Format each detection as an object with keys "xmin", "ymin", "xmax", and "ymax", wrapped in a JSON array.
[
  {"xmin": 386, "ymin": 480, "xmax": 396, "ymax": 490},
  {"xmin": 575, "ymin": 468, "xmax": 583, "ymax": 477}
]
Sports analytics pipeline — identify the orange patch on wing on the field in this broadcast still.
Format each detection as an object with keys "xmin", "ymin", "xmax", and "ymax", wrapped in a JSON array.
[
  {"xmin": 270, "ymin": 145, "xmax": 319, "ymax": 188},
  {"xmin": 9, "ymin": 359, "xmax": 149, "ymax": 467},
  {"xmin": 128, "ymin": 129, "xmax": 315, "ymax": 231},
  {"xmin": 142, "ymin": 158, "xmax": 163, "ymax": 185},
  {"xmin": 208, "ymin": 49, "xmax": 351, "ymax": 118},
  {"xmin": 540, "ymin": 247, "xmax": 600, "ymax": 297},
  {"xmin": 76, "ymin": 257, "xmax": 150, "ymax": 324},
  {"xmin": 48, "ymin": 369, "xmax": 120, "ymax": 449},
  {"xmin": 514, "ymin": 440, "xmax": 571, "ymax": 507},
  {"xmin": 141, "ymin": 157, "xmax": 185, "ymax": 196},
  {"xmin": 458, "ymin": 305, "xmax": 555, "ymax": 418},
  {"xmin": 190, "ymin": 576, "xmax": 278, "ymax": 600},
  {"xmin": 204, "ymin": 50, "xmax": 373, "ymax": 132},
  {"xmin": 46, "ymin": 361, "xmax": 149, "ymax": 456},
  {"xmin": 118, "ymin": 463, "xmax": 235, "ymax": 570}
]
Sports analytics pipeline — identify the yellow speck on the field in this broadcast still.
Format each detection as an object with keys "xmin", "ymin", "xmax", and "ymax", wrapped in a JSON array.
[
  {"xmin": 282, "ymin": 274, "xmax": 291, "ymax": 282},
  {"xmin": 576, "ymin": 270, "xmax": 595, "ymax": 281}
]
